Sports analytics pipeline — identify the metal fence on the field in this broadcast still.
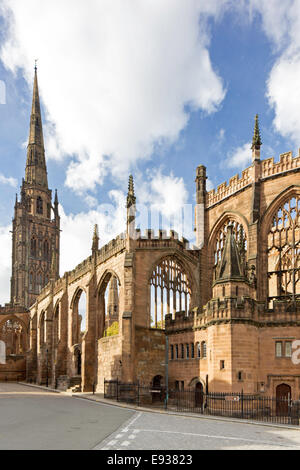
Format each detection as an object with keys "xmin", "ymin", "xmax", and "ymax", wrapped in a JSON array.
[{"xmin": 104, "ymin": 380, "xmax": 300, "ymax": 426}]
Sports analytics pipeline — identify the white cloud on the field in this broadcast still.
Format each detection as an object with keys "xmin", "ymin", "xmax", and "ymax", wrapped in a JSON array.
[
  {"xmin": 59, "ymin": 190, "xmax": 126, "ymax": 274},
  {"xmin": 248, "ymin": 1, "xmax": 300, "ymax": 144},
  {"xmin": 225, "ymin": 142, "xmax": 252, "ymax": 169},
  {"xmin": 0, "ymin": 173, "xmax": 17, "ymax": 187},
  {"xmin": 0, "ymin": 0, "xmax": 227, "ymax": 193},
  {"xmin": 0, "ymin": 224, "xmax": 11, "ymax": 305}
]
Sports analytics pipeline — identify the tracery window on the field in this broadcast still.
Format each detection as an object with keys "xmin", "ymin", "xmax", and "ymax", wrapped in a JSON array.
[
  {"xmin": 268, "ymin": 195, "xmax": 300, "ymax": 302},
  {"xmin": 43, "ymin": 240, "xmax": 50, "ymax": 261},
  {"xmin": 31, "ymin": 238, "xmax": 37, "ymax": 257},
  {"xmin": 214, "ymin": 219, "xmax": 247, "ymax": 265},
  {"xmin": 37, "ymin": 196, "xmax": 43, "ymax": 215},
  {"xmin": 150, "ymin": 256, "xmax": 191, "ymax": 329},
  {"xmin": 0, "ymin": 320, "xmax": 26, "ymax": 355},
  {"xmin": 37, "ymin": 273, "xmax": 43, "ymax": 294}
]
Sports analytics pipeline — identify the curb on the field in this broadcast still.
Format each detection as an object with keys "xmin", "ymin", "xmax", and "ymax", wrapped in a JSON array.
[{"xmin": 18, "ymin": 382, "xmax": 300, "ymax": 431}]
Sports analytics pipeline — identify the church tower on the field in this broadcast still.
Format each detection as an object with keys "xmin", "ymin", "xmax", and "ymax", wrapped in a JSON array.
[{"xmin": 10, "ymin": 66, "xmax": 60, "ymax": 308}]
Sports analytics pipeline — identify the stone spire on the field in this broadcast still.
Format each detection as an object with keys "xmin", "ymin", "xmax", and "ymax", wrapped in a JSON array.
[
  {"xmin": 127, "ymin": 175, "xmax": 136, "ymax": 208},
  {"xmin": 251, "ymin": 114, "xmax": 262, "ymax": 161},
  {"xmin": 216, "ymin": 225, "xmax": 245, "ymax": 283},
  {"xmin": 126, "ymin": 175, "xmax": 136, "ymax": 239},
  {"xmin": 25, "ymin": 65, "xmax": 48, "ymax": 188},
  {"xmin": 92, "ymin": 224, "xmax": 99, "ymax": 255}
]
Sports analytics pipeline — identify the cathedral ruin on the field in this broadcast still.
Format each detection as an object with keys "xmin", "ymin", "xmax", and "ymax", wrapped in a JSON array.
[{"xmin": 1, "ymin": 70, "xmax": 300, "ymax": 405}]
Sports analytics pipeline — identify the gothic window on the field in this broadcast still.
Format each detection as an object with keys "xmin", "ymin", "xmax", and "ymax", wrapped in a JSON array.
[
  {"xmin": 196, "ymin": 342, "xmax": 201, "ymax": 358},
  {"xmin": 267, "ymin": 195, "xmax": 300, "ymax": 302},
  {"xmin": 53, "ymin": 305, "xmax": 60, "ymax": 346},
  {"xmin": 31, "ymin": 238, "xmax": 37, "ymax": 257},
  {"xmin": 37, "ymin": 273, "xmax": 43, "ymax": 294},
  {"xmin": 201, "ymin": 341, "xmax": 207, "ymax": 358},
  {"xmin": 47, "ymin": 204, "xmax": 51, "ymax": 219},
  {"xmin": 150, "ymin": 256, "xmax": 191, "ymax": 329},
  {"xmin": 191, "ymin": 343, "xmax": 194, "ymax": 359},
  {"xmin": 43, "ymin": 240, "xmax": 50, "ymax": 261},
  {"xmin": 29, "ymin": 273, "xmax": 34, "ymax": 291},
  {"xmin": 214, "ymin": 219, "xmax": 247, "ymax": 265},
  {"xmin": 72, "ymin": 289, "xmax": 87, "ymax": 345},
  {"xmin": 1, "ymin": 319, "xmax": 26, "ymax": 355},
  {"xmin": 39, "ymin": 312, "xmax": 45, "ymax": 347},
  {"xmin": 37, "ymin": 196, "xmax": 43, "ymax": 215}
]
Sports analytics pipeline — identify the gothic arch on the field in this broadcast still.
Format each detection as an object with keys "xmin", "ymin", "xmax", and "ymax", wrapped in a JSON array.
[
  {"xmin": 148, "ymin": 253, "xmax": 194, "ymax": 329},
  {"xmin": 147, "ymin": 251, "xmax": 196, "ymax": 296},
  {"xmin": 97, "ymin": 270, "xmax": 121, "ymax": 339},
  {"xmin": 260, "ymin": 187, "xmax": 300, "ymax": 303},
  {"xmin": 39, "ymin": 311, "xmax": 46, "ymax": 348},
  {"xmin": 208, "ymin": 211, "xmax": 249, "ymax": 253},
  {"xmin": 97, "ymin": 270, "xmax": 121, "ymax": 295},
  {"xmin": 53, "ymin": 301, "xmax": 60, "ymax": 346},
  {"xmin": 0, "ymin": 316, "xmax": 28, "ymax": 355},
  {"xmin": 70, "ymin": 287, "xmax": 87, "ymax": 345},
  {"xmin": 189, "ymin": 377, "xmax": 205, "ymax": 389},
  {"xmin": 208, "ymin": 212, "xmax": 249, "ymax": 284}
]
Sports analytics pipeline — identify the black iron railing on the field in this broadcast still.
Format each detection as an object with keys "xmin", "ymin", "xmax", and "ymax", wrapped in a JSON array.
[{"xmin": 104, "ymin": 380, "xmax": 300, "ymax": 426}]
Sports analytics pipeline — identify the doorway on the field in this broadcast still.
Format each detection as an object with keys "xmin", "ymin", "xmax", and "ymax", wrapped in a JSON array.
[
  {"xmin": 195, "ymin": 382, "xmax": 204, "ymax": 408},
  {"xmin": 276, "ymin": 383, "xmax": 291, "ymax": 416}
]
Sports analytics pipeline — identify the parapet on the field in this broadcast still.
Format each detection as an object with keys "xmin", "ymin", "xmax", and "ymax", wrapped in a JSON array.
[{"xmin": 206, "ymin": 150, "xmax": 300, "ymax": 208}]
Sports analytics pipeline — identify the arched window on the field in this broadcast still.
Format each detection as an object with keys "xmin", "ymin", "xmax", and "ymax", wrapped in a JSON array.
[
  {"xmin": 201, "ymin": 341, "xmax": 207, "ymax": 358},
  {"xmin": 150, "ymin": 256, "xmax": 192, "ymax": 329},
  {"xmin": 1, "ymin": 319, "xmax": 26, "ymax": 355},
  {"xmin": 31, "ymin": 238, "xmax": 37, "ymax": 257},
  {"xmin": 214, "ymin": 219, "xmax": 247, "ymax": 265},
  {"xmin": 72, "ymin": 289, "xmax": 87, "ymax": 345},
  {"xmin": 29, "ymin": 272, "xmax": 34, "ymax": 291},
  {"xmin": 53, "ymin": 305, "xmax": 60, "ymax": 346},
  {"xmin": 196, "ymin": 342, "xmax": 201, "ymax": 358},
  {"xmin": 43, "ymin": 240, "xmax": 50, "ymax": 261},
  {"xmin": 37, "ymin": 273, "xmax": 43, "ymax": 294},
  {"xmin": 98, "ymin": 273, "xmax": 120, "ymax": 339},
  {"xmin": 268, "ymin": 195, "xmax": 300, "ymax": 302},
  {"xmin": 36, "ymin": 196, "xmax": 43, "ymax": 215},
  {"xmin": 39, "ymin": 312, "xmax": 45, "ymax": 347}
]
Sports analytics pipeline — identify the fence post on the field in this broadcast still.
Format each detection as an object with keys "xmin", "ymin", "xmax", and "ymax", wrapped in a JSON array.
[
  {"xmin": 241, "ymin": 389, "xmax": 244, "ymax": 419},
  {"xmin": 137, "ymin": 380, "xmax": 140, "ymax": 407},
  {"xmin": 116, "ymin": 378, "xmax": 119, "ymax": 402}
]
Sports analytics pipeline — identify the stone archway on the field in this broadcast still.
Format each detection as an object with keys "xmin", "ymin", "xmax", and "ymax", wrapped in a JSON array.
[{"xmin": 152, "ymin": 375, "xmax": 163, "ymax": 403}]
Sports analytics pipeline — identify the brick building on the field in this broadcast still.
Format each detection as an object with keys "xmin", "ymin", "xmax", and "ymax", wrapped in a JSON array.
[{"xmin": 1, "ymin": 71, "xmax": 300, "ymax": 403}]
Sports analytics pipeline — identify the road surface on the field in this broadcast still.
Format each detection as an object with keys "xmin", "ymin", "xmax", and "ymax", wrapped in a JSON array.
[{"xmin": 0, "ymin": 383, "xmax": 300, "ymax": 450}]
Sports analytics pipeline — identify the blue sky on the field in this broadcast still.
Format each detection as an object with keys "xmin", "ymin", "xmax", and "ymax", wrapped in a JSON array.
[{"xmin": 0, "ymin": 1, "xmax": 299, "ymax": 303}]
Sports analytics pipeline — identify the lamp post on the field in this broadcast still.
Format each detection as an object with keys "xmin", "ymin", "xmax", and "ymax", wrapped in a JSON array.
[
  {"xmin": 164, "ymin": 334, "xmax": 169, "ymax": 410},
  {"xmin": 46, "ymin": 348, "xmax": 49, "ymax": 388}
]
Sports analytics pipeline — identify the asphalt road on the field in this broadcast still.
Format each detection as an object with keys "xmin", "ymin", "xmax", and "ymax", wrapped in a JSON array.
[
  {"xmin": 0, "ymin": 383, "xmax": 133, "ymax": 450},
  {"xmin": 1, "ymin": 383, "xmax": 300, "ymax": 450}
]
